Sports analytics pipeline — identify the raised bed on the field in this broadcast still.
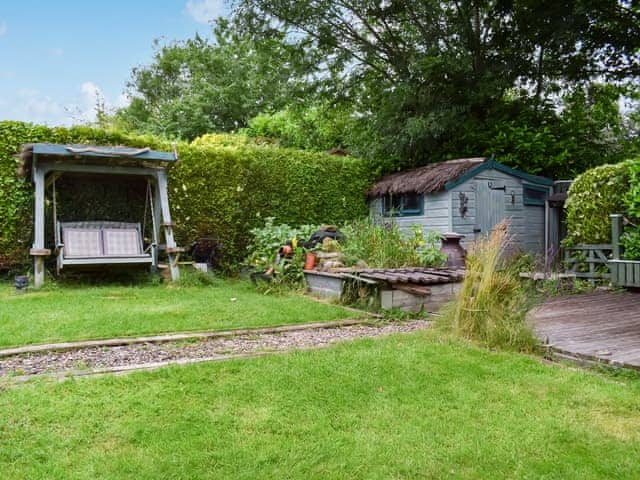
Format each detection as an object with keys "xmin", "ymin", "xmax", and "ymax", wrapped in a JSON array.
[
  {"xmin": 303, "ymin": 271, "xmax": 346, "ymax": 298},
  {"xmin": 304, "ymin": 267, "xmax": 464, "ymax": 312}
]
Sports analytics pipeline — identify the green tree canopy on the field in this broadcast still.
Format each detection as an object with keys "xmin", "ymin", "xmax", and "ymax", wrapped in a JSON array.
[
  {"xmin": 115, "ymin": 1, "xmax": 640, "ymax": 179},
  {"xmin": 233, "ymin": 0, "xmax": 640, "ymax": 170},
  {"xmin": 116, "ymin": 19, "xmax": 319, "ymax": 140}
]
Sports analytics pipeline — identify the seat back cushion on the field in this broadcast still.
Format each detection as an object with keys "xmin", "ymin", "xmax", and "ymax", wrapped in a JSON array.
[
  {"xmin": 102, "ymin": 228, "xmax": 142, "ymax": 256},
  {"xmin": 63, "ymin": 228, "xmax": 103, "ymax": 258}
]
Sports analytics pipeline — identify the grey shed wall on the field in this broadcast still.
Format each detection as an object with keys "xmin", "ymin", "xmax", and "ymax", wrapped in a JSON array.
[{"xmin": 369, "ymin": 167, "xmax": 549, "ymax": 255}]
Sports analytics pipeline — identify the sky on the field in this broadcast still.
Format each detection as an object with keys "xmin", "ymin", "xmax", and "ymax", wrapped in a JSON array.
[{"xmin": 0, "ymin": 0, "xmax": 229, "ymax": 126}]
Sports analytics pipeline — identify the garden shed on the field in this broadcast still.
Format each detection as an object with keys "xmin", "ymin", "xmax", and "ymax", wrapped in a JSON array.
[{"xmin": 368, "ymin": 157, "xmax": 554, "ymax": 255}]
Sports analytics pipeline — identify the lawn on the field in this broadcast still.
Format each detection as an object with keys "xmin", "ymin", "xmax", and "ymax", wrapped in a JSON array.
[
  {"xmin": 0, "ymin": 280, "xmax": 361, "ymax": 348},
  {"xmin": 1, "ymin": 332, "xmax": 640, "ymax": 479}
]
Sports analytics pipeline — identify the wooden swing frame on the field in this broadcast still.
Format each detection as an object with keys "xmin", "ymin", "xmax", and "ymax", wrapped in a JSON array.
[{"xmin": 21, "ymin": 143, "xmax": 183, "ymax": 287}]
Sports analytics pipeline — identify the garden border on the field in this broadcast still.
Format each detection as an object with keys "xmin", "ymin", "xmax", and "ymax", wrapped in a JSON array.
[{"xmin": 0, "ymin": 318, "xmax": 373, "ymax": 358}]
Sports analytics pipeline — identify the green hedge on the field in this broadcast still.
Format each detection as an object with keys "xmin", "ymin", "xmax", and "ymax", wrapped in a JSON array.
[
  {"xmin": 564, "ymin": 160, "xmax": 635, "ymax": 245},
  {"xmin": 0, "ymin": 121, "xmax": 371, "ymax": 270}
]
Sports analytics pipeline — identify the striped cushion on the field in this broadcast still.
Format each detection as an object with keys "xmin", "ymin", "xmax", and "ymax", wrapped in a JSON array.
[
  {"xmin": 63, "ymin": 228, "xmax": 102, "ymax": 258},
  {"xmin": 102, "ymin": 228, "xmax": 142, "ymax": 256}
]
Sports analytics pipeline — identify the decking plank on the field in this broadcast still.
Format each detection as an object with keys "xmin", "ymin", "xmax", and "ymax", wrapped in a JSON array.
[{"xmin": 529, "ymin": 291, "xmax": 640, "ymax": 369}]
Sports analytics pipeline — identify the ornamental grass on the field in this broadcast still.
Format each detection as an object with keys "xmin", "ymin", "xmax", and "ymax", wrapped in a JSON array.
[{"xmin": 442, "ymin": 220, "xmax": 539, "ymax": 352}]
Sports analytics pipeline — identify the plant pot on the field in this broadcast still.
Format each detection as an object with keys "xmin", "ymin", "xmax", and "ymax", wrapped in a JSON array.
[
  {"xmin": 304, "ymin": 252, "xmax": 318, "ymax": 270},
  {"xmin": 440, "ymin": 233, "xmax": 466, "ymax": 268}
]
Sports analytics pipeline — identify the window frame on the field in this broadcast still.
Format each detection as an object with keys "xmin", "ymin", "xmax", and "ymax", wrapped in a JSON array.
[
  {"xmin": 383, "ymin": 193, "xmax": 424, "ymax": 217},
  {"xmin": 523, "ymin": 184, "xmax": 549, "ymax": 206}
]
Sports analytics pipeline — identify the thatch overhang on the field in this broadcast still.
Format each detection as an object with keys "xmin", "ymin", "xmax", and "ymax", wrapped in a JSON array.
[
  {"xmin": 368, "ymin": 158, "xmax": 485, "ymax": 197},
  {"xmin": 368, "ymin": 157, "xmax": 554, "ymax": 198}
]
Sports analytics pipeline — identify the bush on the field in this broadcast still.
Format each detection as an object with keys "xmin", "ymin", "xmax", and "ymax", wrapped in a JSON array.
[
  {"xmin": 171, "ymin": 143, "xmax": 371, "ymax": 267},
  {"xmin": 0, "ymin": 121, "xmax": 372, "ymax": 270},
  {"xmin": 338, "ymin": 219, "xmax": 446, "ymax": 268},
  {"xmin": 564, "ymin": 160, "xmax": 634, "ymax": 245},
  {"xmin": 620, "ymin": 159, "xmax": 640, "ymax": 259},
  {"xmin": 623, "ymin": 158, "xmax": 640, "ymax": 220},
  {"xmin": 620, "ymin": 229, "xmax": 640, "ymax": 260},
  {"xmin": 440, "ymin": 222, "xmax": 538, "ymax": 352},
  {"xmin": 243, "ymin": 105, "xmax": 354, "ymax": 153},
  {"xmin": 245, "ymin": 217, "xmax": 319, "ymax": 271}
]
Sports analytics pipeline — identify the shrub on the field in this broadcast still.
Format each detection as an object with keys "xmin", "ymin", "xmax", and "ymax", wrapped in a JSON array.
[
  {"xmin": 338, "ymin": 219, "xmax": 446, "ymax": 268},
  {"xmin": 440, "ymin": 222, "xmax": 538, "ymax": 352},
  {"xmin": 243, "ymin": 105, "xmax": 354, "ymax": 153},
  {"xmin": 0, "ymin": 121, "xmax": 371, "ymax": 271},
  {"xmin": 624, "ymin": 158, "xmax": 640, "ymax": 220},
  {"xmin": 564, "ymin": 160, "xmax": 634, "ymax": 245},
  {"xmin": 170, "ymin": 143, "xmax": 371, "ymax": 267},
  {"xmin": 620, "ymin": 159, "xmax": 640, "ymax": 259},
  {"xmin": 245, "ymin": 217, "xmax": 319, "ymax": 271},
  {"xmin": 620, "ymin": 229, "xmax": 640, "ymax": 260}
]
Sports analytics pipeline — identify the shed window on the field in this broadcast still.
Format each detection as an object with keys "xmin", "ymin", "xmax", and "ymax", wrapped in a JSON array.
[
  {"xmin": 523, "ymin": 185, "xmax": 548, "ymax": 206},
  {"xmin": 383, "ymin": 193, "xmax": 423, "ymax": 216}
]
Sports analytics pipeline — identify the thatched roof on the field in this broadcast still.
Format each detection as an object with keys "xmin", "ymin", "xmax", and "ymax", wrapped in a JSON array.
[{"xmin": 368, "ymin": 158, "xmax": 485, "ymax": 197}]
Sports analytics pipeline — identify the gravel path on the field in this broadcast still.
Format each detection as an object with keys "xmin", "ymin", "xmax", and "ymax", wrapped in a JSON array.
[{"xmin": 0, "ymin": 320, "xmax": 429, "ymax": 378}]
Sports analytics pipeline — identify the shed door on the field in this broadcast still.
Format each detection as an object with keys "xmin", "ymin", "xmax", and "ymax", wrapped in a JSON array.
[{"xmin": 474, "ymin": 180, "xmax": 506, "ymax": 238}]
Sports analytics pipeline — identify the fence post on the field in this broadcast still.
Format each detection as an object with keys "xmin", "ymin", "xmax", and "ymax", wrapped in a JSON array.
[{"xmin": 610, "ymin": 214, "xmax": 623, "ymax": 261}]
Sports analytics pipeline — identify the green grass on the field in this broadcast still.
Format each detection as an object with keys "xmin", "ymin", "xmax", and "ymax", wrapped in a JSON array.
[
  {"xmin": 1, "ymin": 332, "xmax": 640, "ymax": 479},
  {"xmin": 0, "ymin": 280, "xmax": 361, "ymax": 348}
]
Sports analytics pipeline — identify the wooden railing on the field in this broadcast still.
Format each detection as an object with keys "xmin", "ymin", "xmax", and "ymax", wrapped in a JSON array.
[
  {"xmin": 564, "ymin": 243, "xmax": 612, "ymax": 286},
  {"xmin": 561, "ymin": 215, "xmax": 640, "ymax": 288},
  {"xmin": 609, "ymin": 214, "xmax": 640, "ymax": 287}
]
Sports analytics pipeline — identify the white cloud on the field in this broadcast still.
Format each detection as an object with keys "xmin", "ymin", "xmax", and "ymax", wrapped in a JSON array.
[
  {"xmin": 0, "ymin": 82, "xmax": 131, "ymax": 126},
  {"xmin": 0, "ymin": 88, "xmax": 65, "ymax": 124},
  {"xmin": 77, "ymin": 81, "xmax": 103, "ymax": 122},
  {"xmin": 185, "ymin": 0, "xmax": 226, "ymax": 24},
  {"xmin": 76, "ymin": 81, "xmax": 130, "ymax": 122},
  {"xmin": 0, "ymin": 21, "xmax": 7, "ymax": 36}
]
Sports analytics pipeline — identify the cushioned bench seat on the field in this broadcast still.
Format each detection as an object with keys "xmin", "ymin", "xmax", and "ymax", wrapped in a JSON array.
[{"xmin": 58, "ymin": 221, "xmax": 153, "ymax": 267}]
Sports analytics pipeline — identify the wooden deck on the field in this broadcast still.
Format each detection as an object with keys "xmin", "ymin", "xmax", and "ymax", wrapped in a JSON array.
[{"xmin": 529, "ymin": 291, "xmax": 640, "ymax": 369}]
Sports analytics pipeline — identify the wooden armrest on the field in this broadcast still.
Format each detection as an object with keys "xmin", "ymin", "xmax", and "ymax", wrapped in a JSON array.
[
  {"xmin": 166, "ymin": 247, "xmax": 185, "ymax": 254},
  {"xmin": 30, "ymin": 248, "xmax": 51, "ymax": 256},
  {"xmin": 144, "ymin": 243, "xmax": 157, "ymax": 254}
]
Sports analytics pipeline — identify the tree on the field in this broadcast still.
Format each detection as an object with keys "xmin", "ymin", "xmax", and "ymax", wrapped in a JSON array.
[
  {"xmin": 234, "ymin": 0, "xmax": 640, "ymax": 170},
  {"xmin": 116, "ymin": 19, "xmax": 318, "ymax": 140}
]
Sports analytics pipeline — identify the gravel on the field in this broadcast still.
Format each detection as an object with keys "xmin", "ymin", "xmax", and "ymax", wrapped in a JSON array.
[{"xmin": 0, "ymin": 320, "xmax": 430, "ymax": 378}]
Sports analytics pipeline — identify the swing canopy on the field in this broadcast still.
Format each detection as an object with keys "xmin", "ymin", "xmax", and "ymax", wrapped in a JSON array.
[{"xmin": 19, "ymin": 143, "xmax": 182, "ymax": 287}]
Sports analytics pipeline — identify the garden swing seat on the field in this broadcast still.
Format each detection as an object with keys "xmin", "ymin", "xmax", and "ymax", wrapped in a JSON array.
[
  {"xmin": 57, "ymin": 221, "xmax": 154, "ymax": 269},
  {"xmin": 21, "ymin": 142, "xmax": 182, "ymax": 287}
]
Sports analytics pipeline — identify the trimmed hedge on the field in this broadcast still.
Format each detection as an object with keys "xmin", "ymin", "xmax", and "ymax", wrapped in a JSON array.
[
  {"xmin": 0, "ymin": 121, "xmax": 371, "ymax": 270},
  {"xmin": 564, "ymin": 160, "xmax": 634, "ymax": 245}
]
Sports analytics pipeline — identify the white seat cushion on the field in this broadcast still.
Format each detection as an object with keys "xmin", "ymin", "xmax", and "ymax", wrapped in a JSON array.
[
  {"xmin": 63, "ymin": 229, "xmax": 103, "ymax": 258},
  {"xmin": 102, "ymin": 228, "xmax": 142, "ymax": 256}
]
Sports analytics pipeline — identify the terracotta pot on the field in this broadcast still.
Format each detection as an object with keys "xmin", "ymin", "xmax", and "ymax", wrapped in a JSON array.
[
  {"xmin": 440, "ymin": 233, "xmax": 466, "ymax": 268},
  {"xmin": 304, "ymin": 252, "xmax": 317, "ymax": 270}
]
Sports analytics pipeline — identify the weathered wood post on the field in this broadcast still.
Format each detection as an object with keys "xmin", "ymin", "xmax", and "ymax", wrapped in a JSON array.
[
  {"xmin": 610, "ymin": 213, "xmax": 623, "ymax": 285},
  {"xmin": 611, "ymin": 214, "xmax": 623, "ymax": 261},
  {"xmin": 30, "ymin": 166, "xmax": 50, "ymax": 288},
  {"xmin": 151, "ymin": 177, "xmax": 162, "ymax": 271},
  {"xmin": 156, "ymin": 170, "xmax": 181, "ymax": 281}
]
